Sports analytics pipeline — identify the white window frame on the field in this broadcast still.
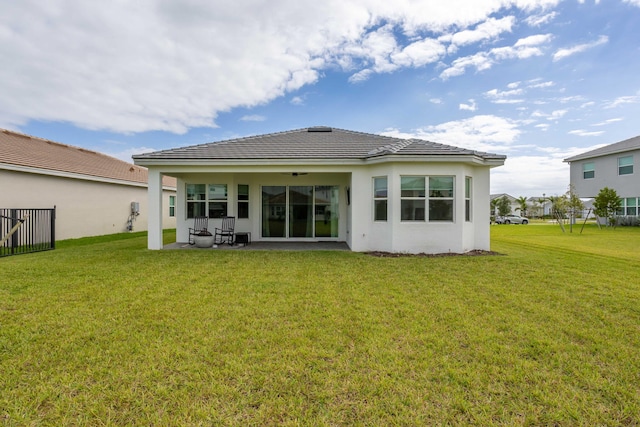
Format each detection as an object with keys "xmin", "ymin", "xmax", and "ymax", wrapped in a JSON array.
[
  {"xmin": 373, "ymin": 177, "xmax": 388, "ymax": 222},
  {"xmin": 400, "ymin": 176, "xmax": 425, "ymax": 222},
  {"xmin": 428, "ymin": 176, "xmax": 455, "ymax": 222},
  {"xmin": 465, "ymin": 177, "xmax": 472, "ymax": 222},
  {"xmin": 237, "ymin": 184, "xmax": 249, "ymax": 219},
  {"xmin": 186, "ymin": 184, "xmax": 228, "ymax": 219},
  {"xmin": 583, "ymin": 162, "xmax": 595, "ymax": 179},
  {"xmin": 169, "ymin": 195, "xmax": 176, "ymax": 217},
  {"xmin": 618, "ymin": 156, "xmax": 633, "ymax": 176}
]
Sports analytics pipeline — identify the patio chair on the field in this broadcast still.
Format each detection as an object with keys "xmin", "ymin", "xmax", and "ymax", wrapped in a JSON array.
[
  {"xmin": 188, "ymin": 216, "xmax": 209, "ymax": 244},
  {"xmin": 214, "ymin": 216, "xmax": 235, "ymax": 245}
]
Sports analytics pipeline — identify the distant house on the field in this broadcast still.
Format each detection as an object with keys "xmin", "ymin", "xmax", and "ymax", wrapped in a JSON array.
[
  {"xmin": 565, "ymin": 135, "xmax": 639, "ymax": 216},
  {"xmin": 527, "ymin": 196, "xmax": 551, "ymax": 218},
  {"xmin": 133, "ymin": 127, "xmax": 506, "ymax": 254},
  {"xmin": 490, "ymin": 193, "xmax": 519, "ymax": 216},
  {"xmin": 0, "ymin": 129, "xmax": 176, "ymax": 240}
]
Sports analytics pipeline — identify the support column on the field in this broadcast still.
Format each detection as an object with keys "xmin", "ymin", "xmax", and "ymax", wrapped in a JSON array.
[{"xmin": 147, "ymin": 169, "xmax": 164, "ymax": 250}]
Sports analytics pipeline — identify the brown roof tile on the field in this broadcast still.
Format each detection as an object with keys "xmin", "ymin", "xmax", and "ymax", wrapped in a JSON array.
[{"xmin": 0, "ymin": 129, "xmax": 176, "ymax": 187}]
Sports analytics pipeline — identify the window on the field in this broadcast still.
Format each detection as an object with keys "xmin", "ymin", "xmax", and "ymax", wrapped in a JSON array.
[
  {"xmin": 625, "ymin": 197, "xmax": 637, "ymax": 216},
  {"xmin": 237, "ymin": 184, "xmax": 249, "ymax": 219},
  {"xmin": 186, "ymin": 184, "xmax": 227, "ymax": 218},
  {"xmin": 429, "ymin": 177, "xmax": 454, "ymax": 221},
  {"xmin": 169, "ymin": 195, "xmax": 176, "ymax": 217},
  {"xmin": 186, "ymin": 184, "xmax": 206, "ymax": 218},
  {"xmin": 401, "ymin": 176, "xmax": 425, "ymax": 221},
  {"xmin": 583, "ymin": 162, "xmax": 595, "ymax": 179},
  {"xmin": 619, "ymin": 156, "xmax": 633, "ymax": 175},
  {"xmin": 373, "ymin": 177, "xmax": 388, "ymax": 221},
  {"xmin": 465, "ymin": 177, "xmax": 471, "ymax": 222},
  {"xmin": 208, "ymin": 184, "xmax": 228, "ymax": 218}
]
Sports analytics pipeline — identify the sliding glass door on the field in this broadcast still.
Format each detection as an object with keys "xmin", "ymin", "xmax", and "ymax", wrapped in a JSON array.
[
  {"xmin": 262, "ymin": 186, "xmax": 286, "ymax": 237},
  {"xmin": 261, "ymin": 185, "xmax": 339, "ymax": 238},
  {"xmin": 289, "ymin": 186, "xmax": 313, "ymax": 237},
  {"xmin": 315, "ymin": 185, "xmax": 339, "ymax": 238}
]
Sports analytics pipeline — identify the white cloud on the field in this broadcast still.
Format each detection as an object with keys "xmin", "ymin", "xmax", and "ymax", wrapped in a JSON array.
[
  {"xmin": 429, "ymin": 98, "xmax": 443, "ymax": 104},
  {"xmin": 485, "ymin": 88, "xmax": 524, "ymax": 98},
  {"xmin": 290, "ymin": 96, "xmax": 305, "ymax": 105},
  {"xmin": 391, "ymin": 38, "xmax": 446, "ymax": 68},
  {"xmin": 440, "ymin": 52, "xmax": 493, "ymax": 79},
  {"xmin": 568, "ymin": 129, "xmax": 605, "ymax": 137},
  {"xmin": 459, "ymin": 99, "xmax": 478, "ymax": 111},
  {"xmin": 514, "ymin": 33, "xmax": 553, "ymax": 47},
  {"xmin": 548, "ymin": 109, "xmax": 568, "ymax": 120},
  {"xmin": 105, "ymin": 146, "xmax": 158, "ymax": 163},
  {"xmin": 528, "ymin": 80, "xmax": 554, "ymax": 89},
  {"xmin": 448, "ymin": 16, "xmax": 515, "ymax": 47},
  {"xmin": 484, "ymin": 88, "xmax": 525, "ymax": 104},
  {"xmin": 623, "ymin": 0, "xmax": 640, "ymax": 6},
  {"xmin": 524, "ymin": 12, "xmax": 557, "ymax": 26},
  {"xmin": 604, "ymin": 95, "xmax": 640, "ymax": 109},
  {"xmin": 491, "ymin": 154, "xmax": 568, "ymax": 196},
  {"xmin": 349, "ymin": 69, "xmax": 374, "ymax": 83},
  {"xmin": 240, "ymin": 115, "xmax": 266, "ymax": 122},
  {"xmin": 591, "ymin": 117, "xmax": 623, "ymax": 126},
  {"xmin": 381, "ymin": 114, "xmax": 522, "ymax": 153},
  {"xmin": 0, "ymin": 0, "xmax": 566, "ymax": 134},
  {"xmin": 553, "ymin": 35, "xmax": 609, "ymax": 61},
  {"xmin": 440, "ymin": 34, "xmax": 550, "ymax": 79}
]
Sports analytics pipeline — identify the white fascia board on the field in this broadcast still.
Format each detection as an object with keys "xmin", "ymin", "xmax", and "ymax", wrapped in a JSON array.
[
  {"xmin": 135, "ymin": 154, "xmax": 505, "ymax": 169},
  {"xmin": 134, "ymin": 157, "xmax": 362, "ymax": 167},
  {"xmin": 0, "ymin": 162, "xmax": 175, "ymax": 190},
  {"xmin": 362, "ymin": 154, "xmax": 506, "ymax": 167}
]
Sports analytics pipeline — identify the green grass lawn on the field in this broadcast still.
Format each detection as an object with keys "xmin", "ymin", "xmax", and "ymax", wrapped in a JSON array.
[{"xmin": 1, "ymin": 225, "xmax": 639, "ymax": 425}]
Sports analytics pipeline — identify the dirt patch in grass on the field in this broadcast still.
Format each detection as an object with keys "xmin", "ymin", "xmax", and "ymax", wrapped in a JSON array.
[{"xmin": 366, "ymin": 249, "xmax": 503, "ymax": 258}]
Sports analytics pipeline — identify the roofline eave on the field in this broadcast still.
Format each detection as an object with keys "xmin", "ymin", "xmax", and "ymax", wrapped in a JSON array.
[
  {"xmin": 133, "ymin": 154, "xmax": 506, "ymax": 168},
  {"xmin": 1, "ymin": 162, "xmax": 176, "ymax": 190}
]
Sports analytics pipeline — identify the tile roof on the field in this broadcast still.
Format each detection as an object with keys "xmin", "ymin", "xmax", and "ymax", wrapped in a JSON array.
[
  {"xmin": 564, "ymin": 135, "xmax": 640, "ymax": 162},
  {"xmin": 133, "ymin": 127, "xmax": 506, "ymax": 162},
  {"xmin": 0, "ymin": 129, "xmax": 176, "ymax": 187}
]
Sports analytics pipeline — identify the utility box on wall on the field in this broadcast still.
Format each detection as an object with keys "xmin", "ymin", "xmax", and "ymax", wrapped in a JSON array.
[{"xmin": 131, "ymin": 202, "xmax": 140, "ymax": 215}]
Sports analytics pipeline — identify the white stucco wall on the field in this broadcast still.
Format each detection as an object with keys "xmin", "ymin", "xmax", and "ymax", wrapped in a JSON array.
[
  {"xmin": 144, "ymin": 160, "xmax": 495, "ymax": 254},
  {"xmin": 349, "ymin": 163, "xmax": 491, "ymax": 254},
  {"xmin": 1, "ymin": 169, "xmax": 176, "ymax": 240}
]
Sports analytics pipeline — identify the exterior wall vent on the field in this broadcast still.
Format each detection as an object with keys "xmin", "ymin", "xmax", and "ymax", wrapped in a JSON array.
[{"xmin": 307, "ymin": 126, "xmax": 332, "ymax": 132}]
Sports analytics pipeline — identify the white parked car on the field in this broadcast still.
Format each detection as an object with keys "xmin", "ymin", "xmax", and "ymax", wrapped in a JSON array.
[{"xmin": 495, "ymin": 214, "xmax": 529, "ymax": 224}]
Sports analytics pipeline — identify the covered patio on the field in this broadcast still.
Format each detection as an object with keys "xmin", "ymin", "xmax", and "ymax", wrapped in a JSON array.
[{"xmin": 163, "ymin": 241, "xmax": 350, "ymax": 251}]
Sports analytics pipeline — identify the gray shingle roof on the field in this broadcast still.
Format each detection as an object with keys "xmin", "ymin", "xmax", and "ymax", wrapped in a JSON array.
[
  {"xmin": 133, "ymin": 127, "xmax": 506, "ymax": 162},
  {"xmin": 564, "ymin": 135, "xmax": 640, "ymax": 162}
]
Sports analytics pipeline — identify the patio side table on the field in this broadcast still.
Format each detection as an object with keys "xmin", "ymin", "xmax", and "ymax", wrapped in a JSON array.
[{"xmin": 235, "ymin": 232, "xmax": 251, "ymax": 245}]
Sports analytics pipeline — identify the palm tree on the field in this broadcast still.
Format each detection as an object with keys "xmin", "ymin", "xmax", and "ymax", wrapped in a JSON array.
[{"xmin": 515, "ymin": 196, "xmax": 528, "ymax": 217}]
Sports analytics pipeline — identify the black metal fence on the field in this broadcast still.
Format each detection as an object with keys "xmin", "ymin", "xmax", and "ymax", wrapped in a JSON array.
[{"xmin": 1, "ymin": 208, "xmax": 56, "ymax": 257}]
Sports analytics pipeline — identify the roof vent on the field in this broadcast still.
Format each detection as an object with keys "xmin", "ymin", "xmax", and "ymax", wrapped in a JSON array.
[{"xmin": 307, "ymin": 126, "xmax": 332, "ymax": 132}]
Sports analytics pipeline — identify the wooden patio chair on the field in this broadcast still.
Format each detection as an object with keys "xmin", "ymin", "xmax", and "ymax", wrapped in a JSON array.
[
  {"xmin": 188, "ymin": 216, "xmax": 209, "ymax": 244},
  {"xmin": 214, "ymin": 216, "xmax": 235, "ymax": 245}
]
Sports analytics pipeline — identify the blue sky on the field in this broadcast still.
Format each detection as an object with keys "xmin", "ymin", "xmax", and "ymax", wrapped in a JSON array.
[{"xmin": 2, "ymin": 0, "xmax": 639, "ymax": 197}]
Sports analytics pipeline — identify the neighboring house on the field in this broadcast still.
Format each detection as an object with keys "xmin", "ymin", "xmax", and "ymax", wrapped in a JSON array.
[
  {"xmin": 527, "ymin": 196, "xmax": 552, "ymax": 217},
  {"xmin": 565, "ymin": 135, "xmax": 640, "ymax": 216},
  {"xmin": 490, "ymin": 193, "xmax": 519, "ymax": 216},
  {"xmin": 0, "ymin": 129, "xmax": 176, "ymax": 240},
  {"xmin": 133, "ymin": 127, "xmax": 506, "ymax": 254}
]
